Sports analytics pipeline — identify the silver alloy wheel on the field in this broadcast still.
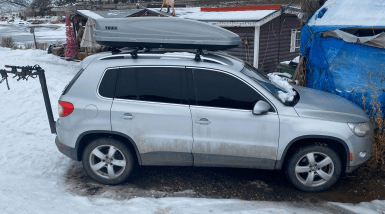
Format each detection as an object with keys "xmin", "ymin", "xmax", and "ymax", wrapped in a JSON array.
[
  {"xmin": 89, "ymin": 145, "xmax": 127, "ymax": 179},
  {"xmin": 295, "ymin": 152, "xmax": 334, "ymax": 187}
]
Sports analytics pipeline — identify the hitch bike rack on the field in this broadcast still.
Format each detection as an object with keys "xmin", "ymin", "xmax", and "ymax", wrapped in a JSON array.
[{"xmin": 0, "ymin": 65, "xmax": 56, "ymax": 134}]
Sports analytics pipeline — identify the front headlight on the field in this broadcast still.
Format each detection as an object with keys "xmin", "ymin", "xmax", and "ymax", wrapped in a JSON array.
[{"xmin": 348, "ymin": 123, "xmax": 371, "ymax": 137}]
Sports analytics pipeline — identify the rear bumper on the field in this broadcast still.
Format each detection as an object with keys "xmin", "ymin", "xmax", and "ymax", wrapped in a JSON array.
[{"xmin": 55, "ymin": 136, "xmax": 79, "ymax": 161}]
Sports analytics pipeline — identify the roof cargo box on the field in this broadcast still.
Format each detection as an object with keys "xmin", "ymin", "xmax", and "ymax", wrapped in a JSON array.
[{"xmin": 94, "ymin": 17, "xmax": 241, "ymax": 51}]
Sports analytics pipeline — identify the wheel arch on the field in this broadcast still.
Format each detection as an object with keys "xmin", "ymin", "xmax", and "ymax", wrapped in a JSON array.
[
  {"xmin": 75, "ymin": 130, "xmax": 142, "ymax": 165},
  {"xmin": 275, "ymin": 135, "xmax": 350, "ymax": 171}
]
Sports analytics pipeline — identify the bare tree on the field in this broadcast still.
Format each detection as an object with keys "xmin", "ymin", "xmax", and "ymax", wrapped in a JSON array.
[
  {"xmin": 300, "ymin": 0, "xmax": 326, "ymax": 20},
  {"xmin": 29, "ymin": 0, "xmax": 51, "ymax": 10}
]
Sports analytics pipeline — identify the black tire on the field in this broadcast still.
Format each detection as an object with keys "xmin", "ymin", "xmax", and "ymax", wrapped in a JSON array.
[
  {"xmin": 82, "ymin": 138, "xmax": 135, "ymax": 185},
  {"xmin": 285, "ymin": 144, "xmax": 342, "ymax": 192}
]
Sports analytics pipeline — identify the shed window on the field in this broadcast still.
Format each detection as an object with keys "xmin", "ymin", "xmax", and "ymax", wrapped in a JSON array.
[{"xmin": 290, "ymin": 29, "xmax": 301, "ymax": 52}]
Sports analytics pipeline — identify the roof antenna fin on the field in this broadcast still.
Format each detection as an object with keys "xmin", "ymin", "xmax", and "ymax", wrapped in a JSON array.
[
  {"xmin": 195, "ymin": 49, "xmax": 203, "ymax": 61},
  {"xmin": 130, "ymin": 48, "xmax": 142, "ymax": 59}
]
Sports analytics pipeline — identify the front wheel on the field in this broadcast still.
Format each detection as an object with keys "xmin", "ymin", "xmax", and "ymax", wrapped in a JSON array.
[
  {"xmin": 285, "ymin": 145, "xmax": 342, "ymax": 192},
  {"xmin": 82, "ymin": 138, "xmax": 135, "ymax": 185}
]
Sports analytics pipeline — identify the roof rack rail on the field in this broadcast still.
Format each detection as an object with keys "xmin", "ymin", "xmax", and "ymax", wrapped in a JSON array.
[
  {"xmin": 110, "ymin": 48, "xmax": 206, "ymax": 61},
  {"xmin": 98, "ymin": 50, "xmax": 232, "ymax": 66}
]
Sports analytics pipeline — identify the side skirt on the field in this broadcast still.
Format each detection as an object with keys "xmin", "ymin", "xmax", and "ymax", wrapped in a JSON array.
[{"xmin": 193, "ymin": 153, "xmax": 276, "ymax": 169}]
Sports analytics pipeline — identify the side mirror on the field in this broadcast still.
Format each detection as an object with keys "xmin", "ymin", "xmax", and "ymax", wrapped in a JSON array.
[{"xmin": 252, "ymin": 100, "xmax": 270, "ymax": 115}]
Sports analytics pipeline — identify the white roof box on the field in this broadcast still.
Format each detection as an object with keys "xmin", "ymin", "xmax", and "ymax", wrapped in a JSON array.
[{"xmin": 94, "ymin": 17, "xmax": 241, "ymax": 51}]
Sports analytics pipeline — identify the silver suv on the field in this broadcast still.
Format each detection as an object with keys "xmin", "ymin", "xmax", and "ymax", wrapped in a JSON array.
[{"xmin": 55, "ymin": 51, "xmax": 373, "ymax": 192}]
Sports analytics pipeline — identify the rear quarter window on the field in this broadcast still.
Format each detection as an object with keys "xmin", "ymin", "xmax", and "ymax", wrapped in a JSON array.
[
  {"xmin": 62, "ymin": 68, "xmax": 84, "ymax": 95},
  {"xmin": 99, "ymin": 69, "xmax": 119, "ymax": 98}
]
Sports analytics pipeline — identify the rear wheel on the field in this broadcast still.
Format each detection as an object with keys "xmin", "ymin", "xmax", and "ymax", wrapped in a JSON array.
[
  {"xmin": 82, "ymin": 138, "xmax": 135, "ymax": 185},
  {"xmin": 285, "ymin": 145, "xmax": 342, "ymax": 192}
]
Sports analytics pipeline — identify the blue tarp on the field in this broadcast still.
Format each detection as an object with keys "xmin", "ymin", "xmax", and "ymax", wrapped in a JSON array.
[{"xmin": 301, "ymin": 0, "xmax": 385, "ymax": 114}]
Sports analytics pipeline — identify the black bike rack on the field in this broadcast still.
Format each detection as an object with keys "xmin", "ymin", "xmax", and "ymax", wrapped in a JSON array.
[{"xmin": 0, "ymin": 65, "xmax": 56, "ymax": 134}]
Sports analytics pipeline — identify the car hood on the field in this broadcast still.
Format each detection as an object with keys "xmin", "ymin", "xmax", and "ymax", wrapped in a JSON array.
[{"xmin": 293, "ymin": 86, "xmax": 369, "ymax": 123}]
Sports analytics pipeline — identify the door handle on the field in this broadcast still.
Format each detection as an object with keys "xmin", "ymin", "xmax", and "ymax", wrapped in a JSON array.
[
  {"xmin": 121, "ymin": 113, "xmax": 135, "ymax": 120},
  {"xmin": 195, "ymin": 118, "xmax": 211, "ymax": 125}
]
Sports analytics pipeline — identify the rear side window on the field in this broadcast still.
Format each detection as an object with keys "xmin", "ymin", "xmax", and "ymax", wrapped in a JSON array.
[
  {"xmin": 99, "ymin": 69, "xmax": 119, "ymax": 98},
  {"xmin": 193, "ymin": 69, "xmax": 265, "ymax": 110},
  {"xmin": 137, "ymin": 67, "xmax": 182, "ymax": 104},
  {"xmin": 115, "ymin": 67, "xmax": 183, "ymax": 105},
  {"xmin": 62, "ymin": 68, "xmax": 84, "ymax": 95},
  {"xmin": 115, "ymin": 68, "xmax": 137, "ymax": 100}
]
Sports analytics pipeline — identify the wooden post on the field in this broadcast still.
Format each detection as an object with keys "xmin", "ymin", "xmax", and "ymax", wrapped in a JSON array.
[
  {"xmin": 253, "ymin": 26, "xmax": 260, "ymax": 68},
  {"xmin": 33, "ymin": 31, "xmax": 37, "ymax": 49},
  {"xmin": 85, "ymin": 47, "xmax": 88, "ymax": 56}
]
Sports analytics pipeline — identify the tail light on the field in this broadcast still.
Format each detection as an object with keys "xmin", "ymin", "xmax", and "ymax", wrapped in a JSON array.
[{"xmin": 58, "ymin": 101, "xmax": 74, "ymax": 117}]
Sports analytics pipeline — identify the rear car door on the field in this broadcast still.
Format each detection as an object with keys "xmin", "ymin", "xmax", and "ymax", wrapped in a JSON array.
[
  {"xmin": 110, "ymin": 66, "xmax": 194, "ymax": 166},
  {"xmin": 189, "ymin": 68, "xmax": 280, "ymax": 169}
]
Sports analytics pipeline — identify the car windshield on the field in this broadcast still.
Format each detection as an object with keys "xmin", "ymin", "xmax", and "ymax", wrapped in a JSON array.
[{"xmin": 240, "ymin": 64, "xmax": 299, "ymax": 106}]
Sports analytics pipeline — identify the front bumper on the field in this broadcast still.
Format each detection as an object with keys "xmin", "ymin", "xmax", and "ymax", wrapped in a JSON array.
[
  {"xmin": 345, "ymin": 133, "xmax": 373, "ymax": 172},
  {"xmin": 346, "ymin": 162, "xmax": 365, "ymax": 173},
  {"xmin": 55, "ymin": 136, "xmax": 79, "ymax": 161}
]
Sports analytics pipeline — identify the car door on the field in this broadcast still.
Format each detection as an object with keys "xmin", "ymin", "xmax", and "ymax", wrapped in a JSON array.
[
  {"xmin": 189, "ymin": 68, "xmax": 280, "ymax": 169},
  {"xmin": 110, "ymin": 66, "xmax": 193, "ymax": 166}
]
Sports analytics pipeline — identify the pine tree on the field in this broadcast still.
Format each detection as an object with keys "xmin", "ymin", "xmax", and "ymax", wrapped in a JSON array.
[{"xmin": 64, "ymin": 14, "xmax": 78, "ymax": 57}]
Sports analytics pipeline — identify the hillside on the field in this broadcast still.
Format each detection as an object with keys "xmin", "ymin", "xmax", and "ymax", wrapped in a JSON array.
[{"xmin": 1, "ymin": 0, "xmax": 301, "ymax": 13}]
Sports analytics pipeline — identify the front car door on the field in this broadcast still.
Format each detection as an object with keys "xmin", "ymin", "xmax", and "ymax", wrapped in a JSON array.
[
  {"xmin": 189, "ymin": 68, "xmax": 280, "ymax": 169},
  {"xmin": 110, "ymin": 66, "xmax": 193, "ymax": 166}
]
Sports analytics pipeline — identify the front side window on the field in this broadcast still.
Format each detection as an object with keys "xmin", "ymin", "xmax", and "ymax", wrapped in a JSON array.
[
  {"xmin": 115, "ymin": 67, "xmax": 183, "ymax": 105},
  {"xmin": 192, "ymin": 69, "xmax": 266, "ymax": 111}
]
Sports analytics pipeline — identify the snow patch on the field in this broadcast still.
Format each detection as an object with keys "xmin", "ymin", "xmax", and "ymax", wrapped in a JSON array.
[
  {"xmin": 77, "ymin": 10, "xmax": 104, "ymax": 20},
  {"xmin": 292, "ymin": 56, "xmax": 300, "ymax": 63},
  {"xmin": 180, "ymin": 10, "xmax": 277, "ymax": 21},
  {"xmin": 149, "ymin": 7, "xmax": 278, "ymax": 21},
  {"xmin": 308, "ymin": 0, "xmax": 385, "ymax": 27},
  {"xmin": 267, "ymin": 73, "xmax": 297, "ymax": 102}
]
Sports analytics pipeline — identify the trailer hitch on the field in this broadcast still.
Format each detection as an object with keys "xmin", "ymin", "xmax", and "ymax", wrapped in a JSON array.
[{"xmin": 0, "ymin": 65, "xmax": 57, "ymax": 134}]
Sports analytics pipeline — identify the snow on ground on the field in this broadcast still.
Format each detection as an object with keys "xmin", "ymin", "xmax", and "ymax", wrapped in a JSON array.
[
  {"xmin": 0, "ymin": 47, "xmax": 384, "ymax": 213},
  {"xmin": 0, "ymin": 16, "xmax": 66, "ymax": 45}
]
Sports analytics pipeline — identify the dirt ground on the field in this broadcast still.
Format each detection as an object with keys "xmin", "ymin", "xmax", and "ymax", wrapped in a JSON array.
[{"xmin": 64, "ymin": 160, "xmax": 385, "ymax": 205}]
